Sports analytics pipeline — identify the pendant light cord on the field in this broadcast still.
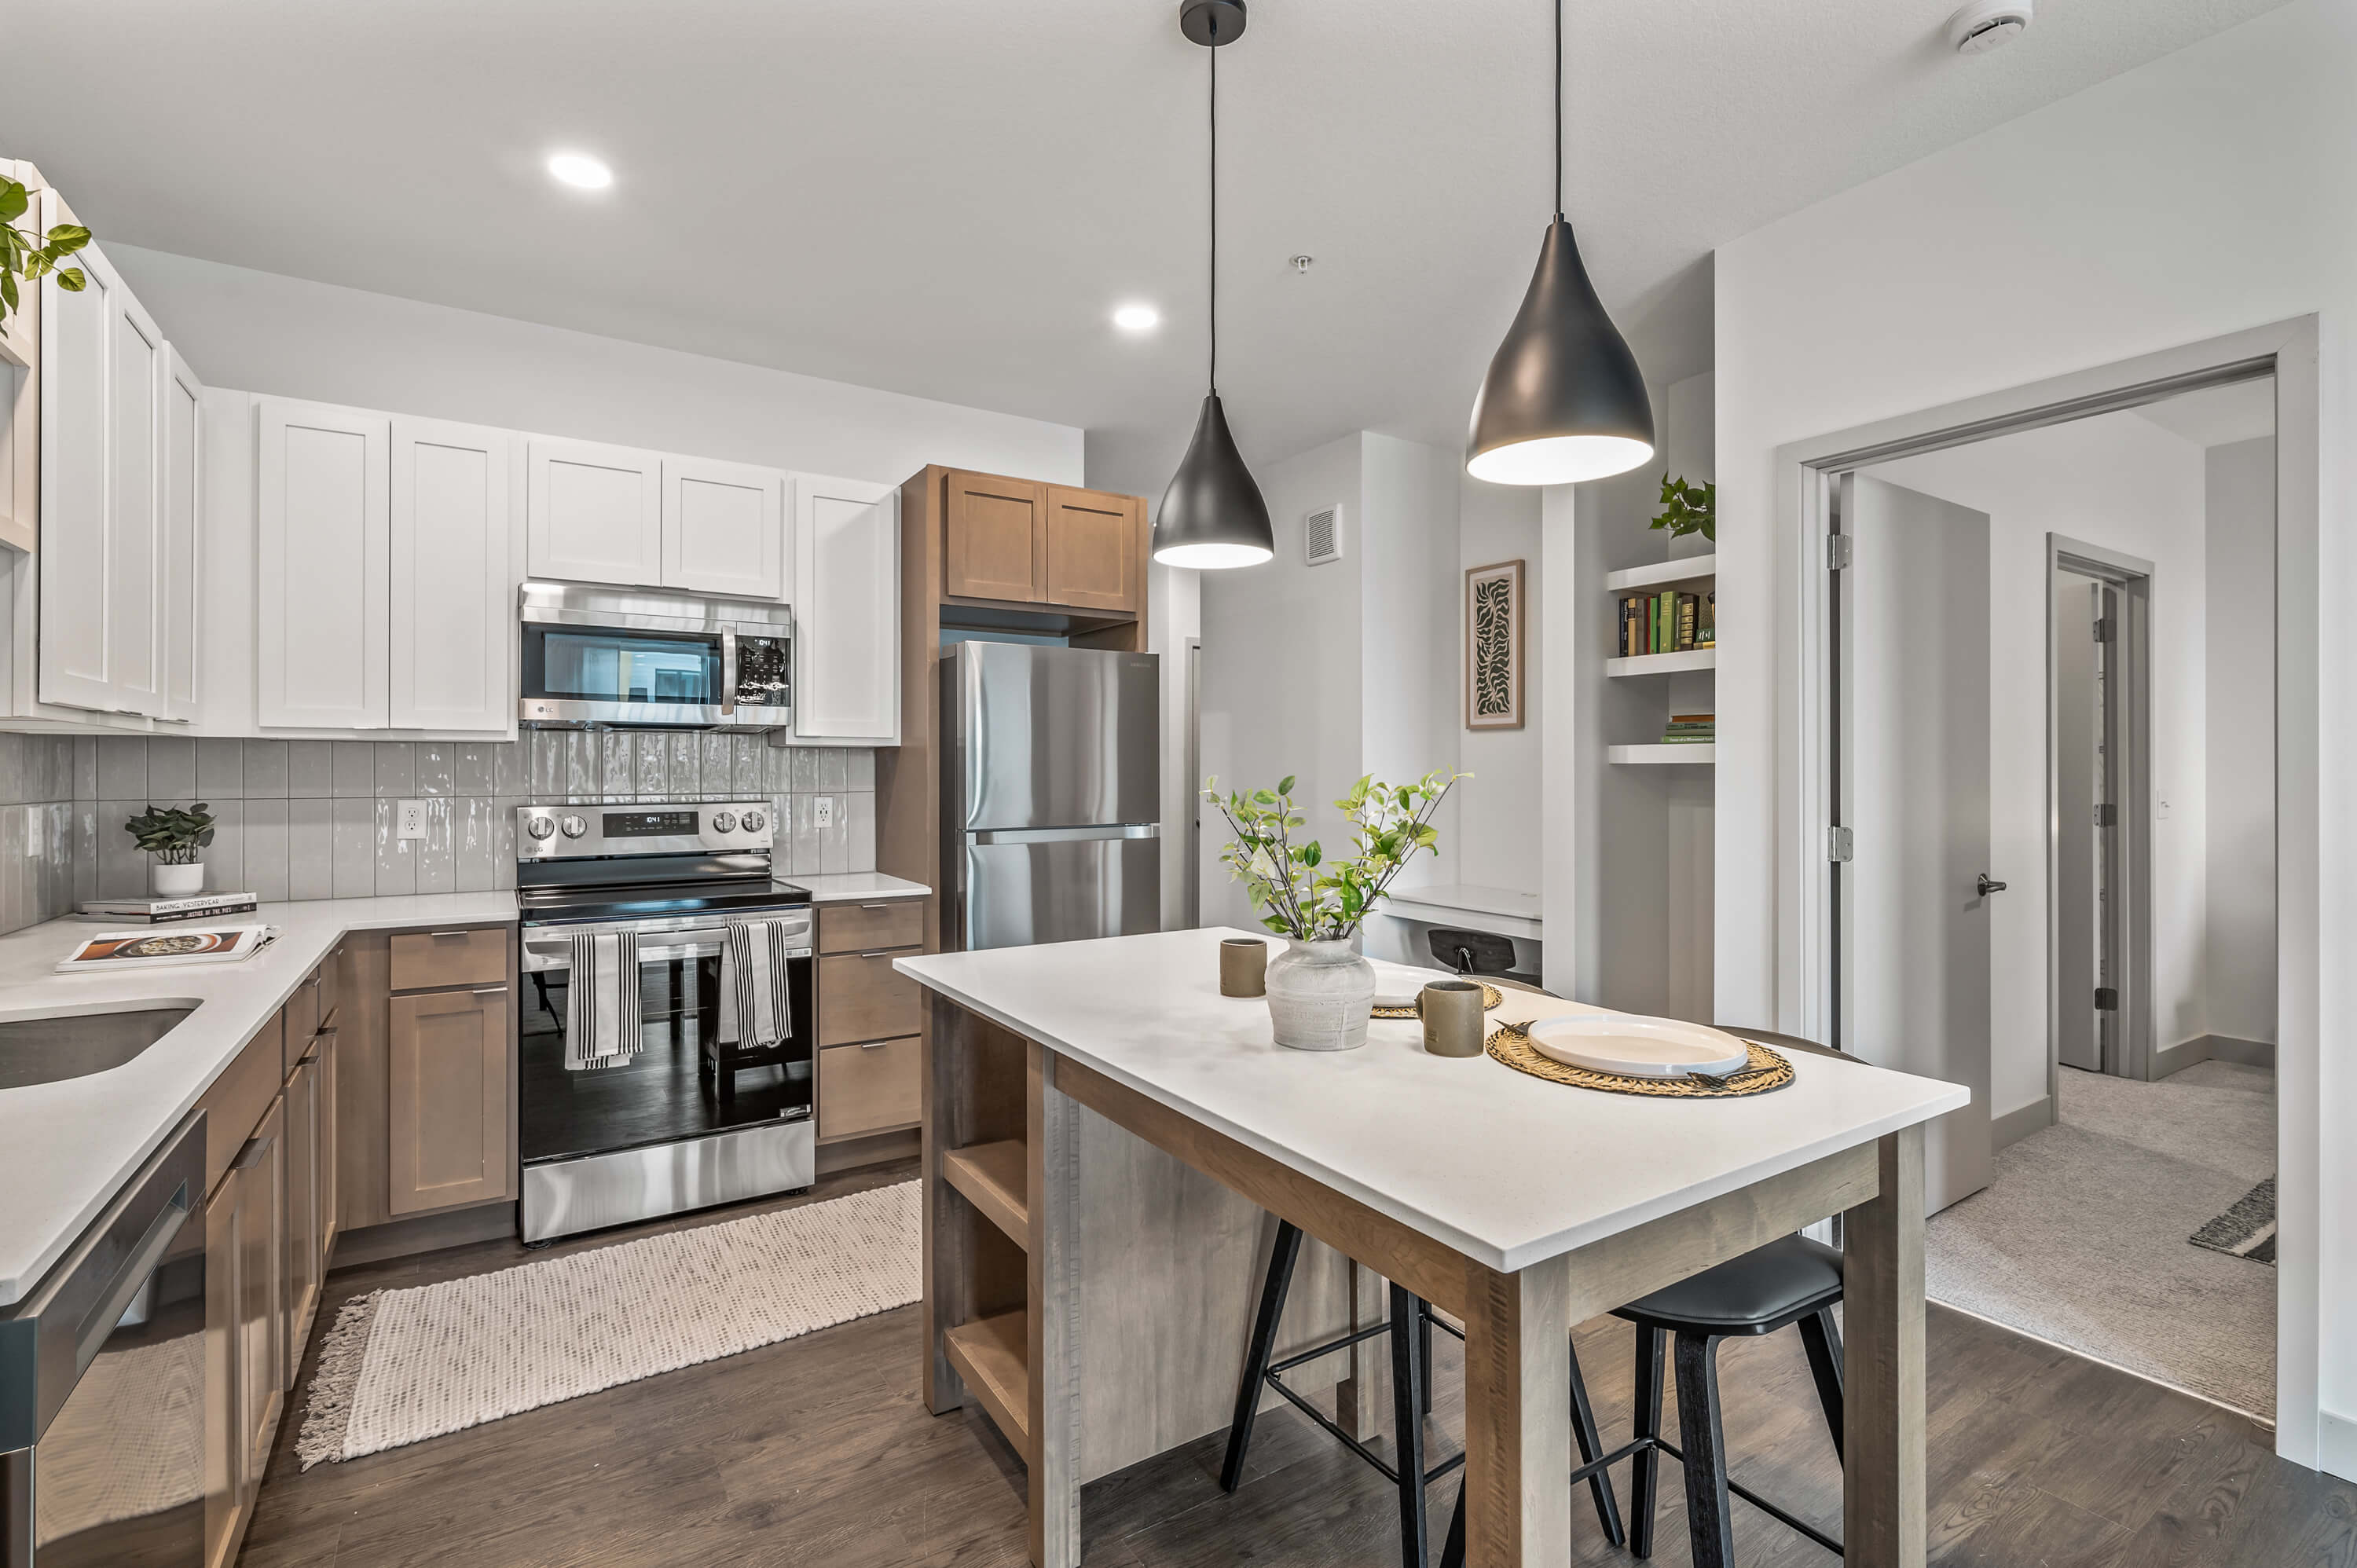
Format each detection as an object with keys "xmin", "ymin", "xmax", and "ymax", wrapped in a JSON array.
[
  {"xmin": 1209, "ymin": 38, "xmax": 1219, "ymax": 394},
  {"xmin": 1553, "ymin": 0, "xmax": 1563, "ymax": 220}
]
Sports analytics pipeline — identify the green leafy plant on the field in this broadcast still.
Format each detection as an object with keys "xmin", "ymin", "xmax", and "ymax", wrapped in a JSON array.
[
  {"xmin": 0, "ymin": 176, "xmax": 90, "ymax": 332},
  {"xmin": 1204, "ymin": 770, "xmax": 1464, "ymax": 941},
  {"xmin": 1651, "ymin": 472, "xmax": 1715, "ymax": 542},
  {"xmin": 124, "ymin": 803, "xmax": 215, "ymax": 866}
]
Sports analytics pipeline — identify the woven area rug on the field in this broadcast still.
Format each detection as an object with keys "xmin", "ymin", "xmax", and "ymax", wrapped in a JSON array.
[
  {"xmin": 2191, "ymin": 1176, "xmax": 2277, "ymax": 1265},
  {"xmin": 298, "ymin": 1179, "xmax": 919, "ymax": 1467}
]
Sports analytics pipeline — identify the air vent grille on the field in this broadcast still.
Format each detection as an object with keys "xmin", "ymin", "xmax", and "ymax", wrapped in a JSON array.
[{"xmin": 1304, "ymin": 504, "xmax": 1343, "ymax": 566}]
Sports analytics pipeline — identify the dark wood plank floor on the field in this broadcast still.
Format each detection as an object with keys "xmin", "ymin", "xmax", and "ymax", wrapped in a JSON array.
[{"xmin": 243, "ymin": 1161, "xmax": 2357, "ymax": 1567}]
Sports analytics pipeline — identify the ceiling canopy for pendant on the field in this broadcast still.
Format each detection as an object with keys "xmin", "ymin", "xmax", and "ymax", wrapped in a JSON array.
[
  {"xmin": 1153, "ymin": 0, "xmax": 1274, "ymax": 570},
  {"xmin": 1466, "ymin": 1, "xmax": 1655, "ymax": 487}
]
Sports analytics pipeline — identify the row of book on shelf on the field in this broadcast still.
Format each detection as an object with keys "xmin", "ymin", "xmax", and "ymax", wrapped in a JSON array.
[
  {"xmin": 1618, "ymin": 589, "xmax": 1715, "ymax": 658},
  {"xmin": 1660, "ymin": 713, "xmax": 1714, "ymax": 745}
]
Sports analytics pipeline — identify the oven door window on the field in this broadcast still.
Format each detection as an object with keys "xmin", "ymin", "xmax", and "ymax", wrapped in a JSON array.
[
  {"xmin": 522, "ymin": 626, "xmax": 724, "ymax": 709},
  {"xmin": 519, "ymin": 947, "xmax": 815, "ymax": 1167}
]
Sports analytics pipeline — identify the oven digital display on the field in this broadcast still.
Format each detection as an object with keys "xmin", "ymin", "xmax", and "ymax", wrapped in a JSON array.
[{"xmin": 603, "ymin": 810, "xmax": 698, "ymax": 837}]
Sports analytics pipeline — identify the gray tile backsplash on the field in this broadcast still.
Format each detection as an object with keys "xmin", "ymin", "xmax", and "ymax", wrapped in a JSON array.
[{"xmin": 40, "ymin": 736, "xmax": 878, "ymax": 914}]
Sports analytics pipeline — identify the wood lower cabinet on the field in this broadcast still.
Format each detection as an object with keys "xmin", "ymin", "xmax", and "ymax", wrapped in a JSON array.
[
  {"xmin": 388, "ymin": 981, "xmax": 513, "ymax": 1214},
  {"xmin": 813, "ymin": 899, "xmax": 926, "ymax": 1143},
  {"xmin": 205, "ymin": 1087, "xmax": 284, "ymax": 1568},
  {"xmin": 282, "ymin": 1041, "xmax": 329, "ymax": 1374},
  {"xmin": 819, "ymin": 1039, "xmax": 922, "ymax": 1139}
]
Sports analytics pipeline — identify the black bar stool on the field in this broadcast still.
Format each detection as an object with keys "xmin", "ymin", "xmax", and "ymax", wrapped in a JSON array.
[{"xmin": 1222, "ymin": 1221, "xmax": 1626, "ymax": 1568}]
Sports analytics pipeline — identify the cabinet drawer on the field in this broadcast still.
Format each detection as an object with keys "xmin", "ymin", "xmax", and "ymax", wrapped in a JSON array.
[
  {"xmin": 818, "ymin": 952, "xmax": 922, "ymax": 1046},
  {"xmin": 819, "ymin": 1039, "xmax": 920, "ymax": 1139},
  {"xmin": 817, "ymin": 900, "xmax": 923, "ymax": 954},
  {"xmin": 285, "ymin": 961, "xmax": 324, "ymax": 1049},
  {"xmin": 390, "ymin": 926, "xmax": 508, "ymax": 991},
  {"xmin": 196, "ymin": 1009, "xmax": 284, "ymax": 1196}
]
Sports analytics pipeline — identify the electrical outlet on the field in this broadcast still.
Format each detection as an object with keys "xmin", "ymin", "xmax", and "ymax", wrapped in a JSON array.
[
  {"xmin": 397, "ymin": 799, "xmax": 427, "ymax": 840},
  {"xmin": 814, "ymin": 796, "xmax": 835, "ymax": 830}
]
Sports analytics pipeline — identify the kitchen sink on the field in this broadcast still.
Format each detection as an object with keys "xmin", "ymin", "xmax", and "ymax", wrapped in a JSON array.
[{"xmin": 0, "ymin": 1005, "xmax": 198, "ymax": 1089}]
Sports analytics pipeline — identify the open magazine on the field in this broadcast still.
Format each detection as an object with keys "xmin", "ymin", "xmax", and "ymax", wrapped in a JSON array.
[{"xmin": 56, "ymin": 924, "xmax": 281, "ymax": 973}]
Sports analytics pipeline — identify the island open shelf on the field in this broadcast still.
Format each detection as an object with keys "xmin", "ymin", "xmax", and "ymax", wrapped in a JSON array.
[
  {"xmin": 943, "ymin": 1311, "xmax": 1032, "ymax": 1456},
  {"xmin": 944, "ymin": 1140, "xmax": 1028, "ymax": 1249}
]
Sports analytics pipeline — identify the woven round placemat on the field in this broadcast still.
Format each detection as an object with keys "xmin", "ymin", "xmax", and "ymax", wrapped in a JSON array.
[
  {"xmin": 1372, "ymin": 981, "xmax": 1504, "ymax": 1020},
  {"xmin": 1486, "ymin": 1028, "xmax": 1794, "ymax": 1098}
]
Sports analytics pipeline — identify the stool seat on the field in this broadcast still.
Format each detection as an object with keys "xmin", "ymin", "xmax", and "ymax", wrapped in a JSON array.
[{"xmin": 1615, "ymin": 1236, "xmax": 1843, "ymax": 1337}]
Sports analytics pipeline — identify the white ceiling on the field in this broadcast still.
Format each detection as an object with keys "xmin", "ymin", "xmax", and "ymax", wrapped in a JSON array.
[
  {"xmin": 1, "ymin": 0, "xmax": 2291, "ymax": 496},
  {"xmin": 2133, "ymin": 378, "xmax": 2278, "ymax": 449}
]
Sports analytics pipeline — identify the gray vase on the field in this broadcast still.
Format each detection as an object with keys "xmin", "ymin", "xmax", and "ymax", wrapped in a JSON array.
[{"xmin": 1265, "ymin": 938, "xmax": 1376, "ymax": 1052}]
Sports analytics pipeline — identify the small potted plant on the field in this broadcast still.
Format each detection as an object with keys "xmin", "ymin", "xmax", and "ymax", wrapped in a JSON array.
[
  {"xmin": 125, "ymin": 803, "xmax": 215, "ymax": 897},
  {"xmin": 1204, "ymin": 769, "xmax": 1462, "ymax": 1051}
]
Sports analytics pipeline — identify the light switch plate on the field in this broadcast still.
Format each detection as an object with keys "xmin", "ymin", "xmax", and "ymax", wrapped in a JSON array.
[
  {"xmin": 814, "ymin": 796, "xmax": 835, "ymax": 829},
  {"xmin": 397, "ymin": 799, "xmax": 427, "ymax": 840}
]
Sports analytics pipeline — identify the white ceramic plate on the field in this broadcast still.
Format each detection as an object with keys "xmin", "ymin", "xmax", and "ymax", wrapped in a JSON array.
[
  {"xmin": 1522, "ymin": 1013, "xmax": 1753, "ymax": 1079},
  {"xmin": 1369, "ymin": 962, "xmax": 1457, "ymax": 1010}
]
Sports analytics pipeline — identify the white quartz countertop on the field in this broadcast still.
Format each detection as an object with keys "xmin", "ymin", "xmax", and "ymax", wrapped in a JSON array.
[
  {"xmin": 792, "ymin": 873, "xmax": 929, "ymax": 903},
  {"xmin": 0, "ymin": 892, "xmax": 517, "ymax": 1306},
  {"xmin": 899, "ymin": 928, "xmax": 1968, "ymax": 1273}
]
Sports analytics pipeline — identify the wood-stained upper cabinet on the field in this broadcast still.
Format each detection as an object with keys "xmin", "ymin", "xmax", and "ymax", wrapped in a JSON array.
[
  {"xmin": 791, "ymin": 472, "xmax": 898, "ymax": 743},
  {"xmin": 944, "ymin": 471, "xmax": 1045, "ymax": 603},
  {"xmin": 257, "ymin": 398, "xmax": 390, "ymax": 729},
  {"xmin": 390, "ymin": 416, "xmax": 511, "ymax": 731},
  {"xmin": 662, "ymin": 454, "xmax": 783, "ymax": 599},
  {"xmin": 1043, "ymin": 485, "xmax": 1142, "ymax": 613},
  {"xmin": 158, "ymin": 346, "xmax": 203, "ymax": 723},
  {"xmin": 525, "ymin": 437, "xmax": 662, "ymax": 587}
]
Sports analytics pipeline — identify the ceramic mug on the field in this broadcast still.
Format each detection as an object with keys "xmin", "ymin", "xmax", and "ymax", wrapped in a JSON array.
[
  {"xmin": 1420, "ymin": 980, "xmax": 1486, "ymax": 1057},
  {"xmin": 1220, "ymin": 936, "xmax": 1268, "ymax": 998}
]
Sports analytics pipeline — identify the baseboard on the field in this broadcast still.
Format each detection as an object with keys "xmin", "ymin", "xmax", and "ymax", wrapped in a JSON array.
[
  {"xmin": 1991, "ymin": 1095, "xmax": 2053, "ymax": 1152},
  {"xmin": 2150, "ymin": 1035, "xmax": 2211, "ymax": 1078},
  {"xmin": 331, "ymin": 1201, "xmax": 519, "ymax": 1269},
  {"xmin": 2322, "ymin": 1409, "xmax": 2357, "ymax": 1483},
  {"xmin": 2153, "ymin": 1033, "xmax": 2277, "ymax": 1078},
  {"xmin": 817, "ymin": 1126, "xmax": 919, "ymax": 1176}
]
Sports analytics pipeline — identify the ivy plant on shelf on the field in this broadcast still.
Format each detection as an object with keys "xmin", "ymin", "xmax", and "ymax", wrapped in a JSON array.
[
  {"xmin": 0, "ymin": 174, "xmax": 90, "ymax": 332},
  {"xmin": 1651, "ymin": 473, "xmax": 1716, "ymax": 543}
]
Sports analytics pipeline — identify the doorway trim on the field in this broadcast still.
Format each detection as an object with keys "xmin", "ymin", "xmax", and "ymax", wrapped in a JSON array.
[
  {"xmin": 1767, "ymin": 315, "xmax": 2319, "ymax": 1464},
  {"xmin": 2044, "ymin": 537, "xmax": 2155, "ymax": 1113}
]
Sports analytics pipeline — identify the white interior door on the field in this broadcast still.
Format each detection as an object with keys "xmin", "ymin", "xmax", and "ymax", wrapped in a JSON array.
[
  {"xmin": 390, "ymin": 416, "xmax": 511, "ymax": 731},
  {"xmin": 790, "ymin": 473, "xmax": 898, "ymax": 742},
  {"xmin": 2054, "ymin": 572, "xmax": 2103, "ymax": 1073},
  {"xmin": 1840, "ymin": 472, "xmax": 1993, "ymax": 1214}
]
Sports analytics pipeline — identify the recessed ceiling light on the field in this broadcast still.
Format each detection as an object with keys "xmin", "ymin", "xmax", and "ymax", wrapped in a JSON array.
[
  {"xmin": 546, "ymin": 152, "xmax": 614, "ymax": 191},
  {"xmin": 1113, "ymin": 303, "xmax": 1161, "ymax": 333}
]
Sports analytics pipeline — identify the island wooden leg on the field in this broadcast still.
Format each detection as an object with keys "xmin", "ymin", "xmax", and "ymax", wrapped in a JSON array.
[
  {"xmin": 1028, "ymin": 1043, "xmax": 1082, "ymax": 1568},
  {"xmin": 1459, "ymin": 1255, "xmax": 1573, "ymax": 1567},
  {"xmin": 1842, "ymin": 1124, "xmax": 1926, "ymax": 1568},
  {"xmin": 922, "ymin": 995, "xmax": 968, "ymax": 1416}
]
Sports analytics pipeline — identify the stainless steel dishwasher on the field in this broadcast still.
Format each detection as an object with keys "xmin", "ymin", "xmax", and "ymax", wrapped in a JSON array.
[{"xmin": 0, "ymin": 1111, "xmax": 206, "ymax": 1568}]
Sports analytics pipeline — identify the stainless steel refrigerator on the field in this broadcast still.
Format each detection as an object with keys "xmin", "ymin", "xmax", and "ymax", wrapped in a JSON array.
[{"xmin": 945, "ymin": 640, "xmax": 1160, "ymax": 951}]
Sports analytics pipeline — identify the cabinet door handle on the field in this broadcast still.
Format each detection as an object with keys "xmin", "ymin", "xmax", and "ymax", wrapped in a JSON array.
[
  {"xmin": 427, "ymin": 929, "xmax": 475, "ymax": 939},
  {"xmin": 860, "ymin": 1039, "xmax": 891, "ymax": 1050},
  {"xmin": 471, "ymin": 984, "xmax": 508, "ymax": 997},
  {"xmin": 859, "ymin": 903, "xmax": 896, "ymax": 910},
  {"xmin": 860, "ymin": 951, "xmax": 897, "ymax": 960},
  {"xmin": 230, "ymin": 1134, "xmax": 275, "ymax": 1171}
]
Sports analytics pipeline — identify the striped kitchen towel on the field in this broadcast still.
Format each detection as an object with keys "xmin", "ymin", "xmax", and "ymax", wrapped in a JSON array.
[
  {"xmin": 565, "ymin": 929, "xmax": 643, "ymax": 1070},
  {"xmin": 720, "ymin": 918, "xmax": 796, "ymax": 1049}
]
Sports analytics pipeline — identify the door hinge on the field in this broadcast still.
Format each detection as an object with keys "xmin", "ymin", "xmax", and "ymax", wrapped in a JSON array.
[
  {"xmin": 1829, "ymin": 825, "xmax": 1854, "ymax": 863},
  {"xmin": 2095, "ymin": 987, "xmax": 2119, "ymax": 1012},
  {"xmin": 2093, "ymin": 615, "xmax": 2113, "ymax": 643},
  {"xmin": 1825, "ymin": 534, "xmax": 1853, "ymax": 572},
  {"xmin": 2095, "ymin": 803, "xmax": 2117, "ymax": 827}
]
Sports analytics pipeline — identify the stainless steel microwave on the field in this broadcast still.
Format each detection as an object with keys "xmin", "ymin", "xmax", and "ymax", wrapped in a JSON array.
[{"xmin": 518, "ymin": 583, "xmax": 792, "ymax": 728}]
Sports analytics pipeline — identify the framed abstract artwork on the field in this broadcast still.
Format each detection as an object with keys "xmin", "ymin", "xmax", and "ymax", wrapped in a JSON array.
[{"xmin": 1464, "ymin": 559, "xmax": 1524, "ymax": 730}]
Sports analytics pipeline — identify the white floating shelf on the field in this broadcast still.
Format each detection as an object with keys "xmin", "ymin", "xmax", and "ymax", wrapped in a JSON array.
[
  {"xmin": 1609, "ymin": 743, "xmax": 1716, "ymax": 765},
  {"xmin": 1605, "ymin": 553, "xmax": 1717, "ymax": 593},
  {"xmin": 1606, "ymin": 648, "xmax": 1717, "ymax": 677}
]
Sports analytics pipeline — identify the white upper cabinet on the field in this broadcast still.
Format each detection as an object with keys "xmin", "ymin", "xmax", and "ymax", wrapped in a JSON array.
[
  {"xmin": 661, "ymin": 455, "xmax": 783, "ymax": 600},
  {"xmin": 390, "ymin": 416, "xmax": 511, "ymax": 731},
  {"xmin": 104, "ymin": 281, "xmax": 164, "ymax": 716},
  {"xmin": 257, "ymin": 398, "xmax": 390, "ymax": 729},
  {"xmin": 790, "ymin": 473, "xmax": 899, "ymax": 744},
  {"xmin": 158, "ymin": 346, "xmax": 203, "ymax": 723},
  {"xmin": 525, "ymin": 437, "xmax": 661, "ymax": 587},
  {"xmin": 37, "ymin": 218, "xmax": 117, "ymax": 713}
]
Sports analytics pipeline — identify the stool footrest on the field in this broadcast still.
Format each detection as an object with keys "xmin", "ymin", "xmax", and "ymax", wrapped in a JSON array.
[
  {"xmin": 1643, "ymin": 1436, "xmax": 1844, "ymax": 1557},
  {"xmin": 1263, "ymin": 1365, "xmax": 1466, "ymax": 1488}
]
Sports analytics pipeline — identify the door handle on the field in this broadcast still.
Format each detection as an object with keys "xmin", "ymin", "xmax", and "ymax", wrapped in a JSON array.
[{"xmin": 1977, "ymin": 874, "xmax": 2008, "ymax": 897}]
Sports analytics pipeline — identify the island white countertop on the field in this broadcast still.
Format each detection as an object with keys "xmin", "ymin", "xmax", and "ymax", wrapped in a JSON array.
[
  {"xmin": 899, "ymin": 927, "xmax": 1968, "ymax": 1273},
  {"xmin": 791, "ymin": 872, "xmax": 929, "ymax": 903},
  {"xmin": 0, "ymin": 892, "xmax": 518, "ymax": 1306}
]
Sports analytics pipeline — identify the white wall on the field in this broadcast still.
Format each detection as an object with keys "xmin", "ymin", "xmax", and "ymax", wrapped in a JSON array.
[
  {"xmin": 1360, "ymin": 433, "xmax": 1464, "ymax": 896},
  {"xmin": 1711, "ymin": 0, "xmax": 2349, "ymax": 1466},
  {"xmin": 2207, "ymin": 436, "xmax": 2278, "ymax": 1048},
  {"xmin": 1870, "ymin": 411, "xmax": 2209, "ymax": 1118},
  {"xmin": 1150, "ymin": 559, "xmax": 1203, "ymax": 930},
  {"xmin": 1456, "ymin": 478, "xmax": 1543, "ymax": 896},
  {"xmin": 113, "ymin": 245, "xmax": 1083, "ymax": 489}
]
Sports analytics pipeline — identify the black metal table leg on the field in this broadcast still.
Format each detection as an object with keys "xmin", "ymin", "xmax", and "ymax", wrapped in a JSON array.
[
  {"xmin": 1388, "ymin": 1280, "xmax": 1428, "ymax": 1568},
  {"xmin": 1568, "ymin": 1338, "xmax": 1628, "ymax": 1546},
  {"xmin": 1439, "ymin": 1476, "xmax": 1467, "ymax": 1568},
  {"xmin": 1673, "ymin": 1331, "xmax": 1736, "ymax": 1568},
  {"xmin": 1797, "ymin": 1306, "xmax": 1846, "ymax": 1464},
  {"xmin": 1420, "ymin": 1298, "xmax": 1435, "ymax": 1416},
  {"xmin": 1630, "ymin": 1324, "xmax": 1665, "ymax": 1559},
  {"xmin": 1219, "ymin": 1221, "xmax": 1303, "ymax": 1492}
]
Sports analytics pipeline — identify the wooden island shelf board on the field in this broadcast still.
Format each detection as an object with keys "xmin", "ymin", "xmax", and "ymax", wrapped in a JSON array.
[{"xmin": 900, "ymin": 928, "xmax": 1965, "ymax": 1568}]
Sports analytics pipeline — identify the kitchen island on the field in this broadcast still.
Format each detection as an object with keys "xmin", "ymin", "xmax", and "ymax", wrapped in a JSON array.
[{"xmin": 899, "ymin": 927, "xmax": 1967, "ymax": 1568}]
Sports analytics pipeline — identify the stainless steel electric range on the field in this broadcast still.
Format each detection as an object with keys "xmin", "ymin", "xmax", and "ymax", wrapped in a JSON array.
[{"xmin": 515, "ymin": 800, "xmax": 815, "ymax": 1244}]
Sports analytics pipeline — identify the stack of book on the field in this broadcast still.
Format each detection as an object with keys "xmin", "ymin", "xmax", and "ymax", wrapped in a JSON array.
[
  {"xmin": 79, "ymin": 891, "xmax": 260, "ymax": 924},
  {"xmin": 1616, "ymin": 588, "xmax": 1716, "ymax": 657},
  {"xmin": 1661, "ymin": 713, "xmax": 1715, "ymax": 745}
]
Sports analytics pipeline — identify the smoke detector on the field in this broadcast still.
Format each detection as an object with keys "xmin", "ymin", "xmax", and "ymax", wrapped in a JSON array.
[{"xmin": 1948, "ymin": 0, "xmax": 2032, "ymax": 54}]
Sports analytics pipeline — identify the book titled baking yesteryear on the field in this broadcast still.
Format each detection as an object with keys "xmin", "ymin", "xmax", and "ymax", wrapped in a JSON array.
[{"xmin": 78, "ymin": 892, "xmax": 261, "ymax": 924}]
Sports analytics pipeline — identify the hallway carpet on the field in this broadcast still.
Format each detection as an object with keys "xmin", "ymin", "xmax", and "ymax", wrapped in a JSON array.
[{"xmin": 1926, "ymin": 1060, "xmax": 2275, "ymax": 1419}]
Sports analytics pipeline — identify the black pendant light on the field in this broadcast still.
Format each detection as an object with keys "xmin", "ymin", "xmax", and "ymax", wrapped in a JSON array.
[
  {"xmin": 1153, "ymin": 0, "xmax": 1275, "ymax": 570},
  {"xmin": 1465, "ymin": 0, "xmax": 1655, "ymax": 486}
]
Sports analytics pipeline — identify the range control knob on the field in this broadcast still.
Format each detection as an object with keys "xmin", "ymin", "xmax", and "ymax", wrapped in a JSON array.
[
  {"xmin": 559, "ymin": 814, "xmax": 589, "ymax": 839},
  {"xmin": 739, "ymin": 810, "xmax": 766, "ymax": 833},
  {"xmin": 709, "ymin": 810, "xmax": 737, "ymax": 833},
  {"xmin": 526, "ymin": 816, "xmax": 556, "ymax": 841}
]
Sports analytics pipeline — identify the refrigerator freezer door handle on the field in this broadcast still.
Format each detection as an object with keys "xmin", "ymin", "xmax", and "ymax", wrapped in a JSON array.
[{"xmin": 967, "ymin": 824, "xmax": 1160, "ymax": 845}]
